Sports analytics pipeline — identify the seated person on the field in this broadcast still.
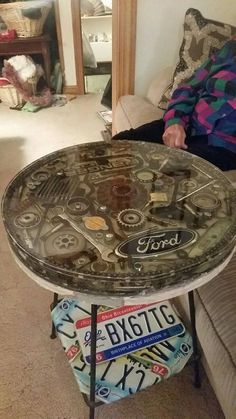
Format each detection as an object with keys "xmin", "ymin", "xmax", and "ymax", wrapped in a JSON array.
[{"xmin": 113, "ymin": 38, "xmax": 236, "ymax": 171}]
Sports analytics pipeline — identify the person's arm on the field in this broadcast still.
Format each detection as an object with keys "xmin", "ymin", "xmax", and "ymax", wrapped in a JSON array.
[{"xmin": 163, "ymin": 40, "xmax": 233, "ymax": 148}]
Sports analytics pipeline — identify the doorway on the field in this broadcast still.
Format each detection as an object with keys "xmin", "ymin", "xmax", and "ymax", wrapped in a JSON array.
[
  {"xmin": 80, "ymin": 0, "xmax": 112, "ymax": 97},
  {"xmin": 64, "ymin": 0, "xmax": 137, "ymax": 111}
]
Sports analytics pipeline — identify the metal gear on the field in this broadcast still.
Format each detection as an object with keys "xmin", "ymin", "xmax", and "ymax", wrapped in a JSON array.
[
  {"xmin": 191, "ymin": 193, "xmax": 221, "ymax": 211},
  {"xmin": 44, "ymin": 228, "xmax": 86, "ymax": 258},
  {"xmin": 135, "ymin": 169, "xmax": 156, "ymax": 183},
  {"xmin": 31, "ymin": 169, "xmax": 50, "ymax": 182},
  {"xmin": 14, "ymin": 212, "xmax": 41, "ymax": 228},
  {"xmin": 54, "ymin": 234, "xmax": 77, "ymax": 249},
  {"xmin": 117, "ymin": 208, "xmax": 145, "ymax": 230},
  {"xmin": 67, "ymin": 196, "xmax": 90, "ymax": 216},
  {"xmin": 96, "ymin": 176, "xmax": 148, "ymax": 211}
]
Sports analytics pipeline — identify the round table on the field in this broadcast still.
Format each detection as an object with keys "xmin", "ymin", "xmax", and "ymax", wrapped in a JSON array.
[{"xmin": 2, "ymin": 140, "xmax": 236, "ymax": 418}]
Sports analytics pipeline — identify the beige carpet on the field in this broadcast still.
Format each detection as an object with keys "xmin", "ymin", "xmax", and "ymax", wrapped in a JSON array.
[{"xmin": 0, "ymin": 96, "xmax": 224, "ymax": 419}]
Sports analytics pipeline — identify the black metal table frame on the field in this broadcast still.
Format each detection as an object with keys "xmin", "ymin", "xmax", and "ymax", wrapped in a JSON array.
[{"xmin": 50, "ymin": 289, "xmax": 201, "ymax": 419}]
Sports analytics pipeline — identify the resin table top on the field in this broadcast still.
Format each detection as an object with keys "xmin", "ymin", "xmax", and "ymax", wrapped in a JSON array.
[{"xmin": 2, "ymin": 141, "xmax": 236, "ymax": 298}]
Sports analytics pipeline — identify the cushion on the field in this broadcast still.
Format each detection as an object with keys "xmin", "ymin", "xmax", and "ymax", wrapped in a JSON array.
[{"xmin": 158, "ymin": 8, "xmax": 236, "ymax": 110}]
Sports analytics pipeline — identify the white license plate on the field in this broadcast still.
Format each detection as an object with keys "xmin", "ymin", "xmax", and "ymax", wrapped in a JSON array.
[{"xmin": 76, "ymin": 301, "xmax": 185, "ymax": 364}]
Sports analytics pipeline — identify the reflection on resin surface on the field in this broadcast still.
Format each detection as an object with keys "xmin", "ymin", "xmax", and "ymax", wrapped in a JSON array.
[{"xmin": 2, "ymin": 141, "xmax": 236, "ymax": 296}]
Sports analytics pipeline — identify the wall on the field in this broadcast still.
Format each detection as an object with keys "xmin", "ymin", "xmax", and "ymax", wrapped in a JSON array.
[{"xmin": 135, "ymin": 0, "xmax": 236, "ymax": 96}]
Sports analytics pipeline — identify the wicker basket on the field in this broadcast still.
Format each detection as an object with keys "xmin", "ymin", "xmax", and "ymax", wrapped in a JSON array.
[
  {"xmin": 0, "ymin": 1, "xmax": 51, "ymax": 38},
  {"xmin": 0, "ymin": 84, "xmax": 24, "ymax": 106},
  {"xmin": 0, "ymin": 75, "xmax": 37, "ymax": 106}
]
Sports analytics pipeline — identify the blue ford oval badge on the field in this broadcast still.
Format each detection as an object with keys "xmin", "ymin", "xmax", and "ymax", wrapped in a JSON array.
[{"xmin": 115, "ymin": 228, "xmax": 197, "ymax": 258}]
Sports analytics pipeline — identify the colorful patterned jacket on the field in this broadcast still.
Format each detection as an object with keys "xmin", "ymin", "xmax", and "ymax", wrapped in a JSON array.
[{"xmin": 164, "ymin": 39, "xmax": 236, "ymax": 154}]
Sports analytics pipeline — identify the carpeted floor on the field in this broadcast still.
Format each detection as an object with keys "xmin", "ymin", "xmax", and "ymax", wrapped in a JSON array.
[{"xmin": 0, "ymin": 95, "xmax": 224, "ymax": 419}]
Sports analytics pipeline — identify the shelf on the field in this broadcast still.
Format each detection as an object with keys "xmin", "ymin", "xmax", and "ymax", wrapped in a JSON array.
[
  {"xmin": 84, "ymin": 61, "xmax": 111, "ymax": 76},
  {"xmin": 81, "ymin": 14, "xmax": 112, "ymax": 20}
]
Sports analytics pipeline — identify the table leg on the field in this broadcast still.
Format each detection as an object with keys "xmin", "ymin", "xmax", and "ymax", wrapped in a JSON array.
[
  {"xmin": 50, "ymin": 292, "xmax": 59, "ymax": 339},
  {"xmin": 89, "ymin": 304, "xmax": 98, "ymax": 419},
  {"xmin": 188, "ymin": 290, "xmax": 201, "ymax": 388}
]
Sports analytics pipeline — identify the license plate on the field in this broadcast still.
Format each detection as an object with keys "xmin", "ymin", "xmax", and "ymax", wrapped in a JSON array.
[{"xmin": 76, "ymin": 301, "xmax": 185, "ymax": 364}]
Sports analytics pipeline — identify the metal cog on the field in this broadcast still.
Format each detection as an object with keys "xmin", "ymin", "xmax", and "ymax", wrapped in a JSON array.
[
  {"xmin": 54, "ymin": 233, "xmax": 77, "ymax": 249},
  {"xmin": 135, "ymin": 169, "xmax": 156, "ymax": 183},
  {"xmin": 96, "ymin": 176, "xmax": 147, "ymax": 211},
  {"xmin": 44, "ymin": 228, "xmax": 86, "ymax": 258},
  {"xmin": 67, "ymin": 196, "xmax": 90, "ymax": 216},
  {"xmin": 117, "ymin": 208, "xmax": 145, "ymax": 230},
  {"xmin": 14, "ymin": 212, "xmax": 41, "ymax": 228}
]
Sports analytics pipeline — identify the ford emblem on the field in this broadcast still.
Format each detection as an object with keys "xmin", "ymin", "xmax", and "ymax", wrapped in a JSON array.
[{"xmin": 115, "ymin": 228, "xmax": 197, "ymax": 258}]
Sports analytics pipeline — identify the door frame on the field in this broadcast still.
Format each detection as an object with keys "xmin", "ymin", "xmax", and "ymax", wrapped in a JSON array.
[
  {"xmin": 55, "ymin": 0, "xmax": 85, "ymax": 95},
  {"xmin": 71, "ymin": 0, "xmax": 85, "ymax": 94},
  {"xmin": 112, "ymin": 0, "xmax": 137, "ymax": 110}
]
